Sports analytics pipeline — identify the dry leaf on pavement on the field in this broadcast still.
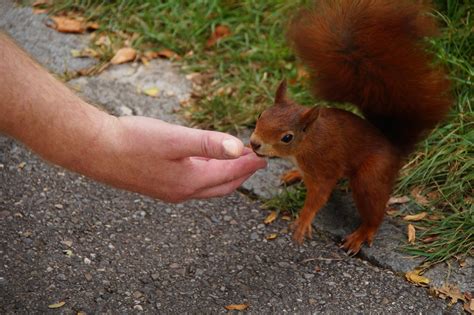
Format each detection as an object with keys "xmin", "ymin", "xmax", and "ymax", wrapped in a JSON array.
[
  {"xmin": 33, "ymin": 8, "xmax": 48, "ymax": 14},
  {"xmin": 387, "ymin": 196, "xmax": 410, "ymax": 205},
  {"xmin": 264, "ymin": 211, "xmax": 278, "ymax": 224},
  {"xmin": 266, "ymin": 233, "xmax": 278, "ymax": 240},
  {"xmin": 48, "ymin": 301, "xmax": 66, "ymax": 309},
  {"xmin": 143, "ymin": 87, "xmax": 160, "ymax": 97},
  {"xmin": 405, "ymin": 269, "xmax": 430, "ymax": 286},
  {"xmin": 403, "ymin": 212, "xmax": 428, "ymax": 222},
  {"xmin": 206, "ymin": 25, "xmax": 231, "ymax": 47},
  {"xmin": 225, "ymin": 304, "xmax": 248, "ymax": 311},
  {"xmin": 407, "ymin": 224, "xmax": 416, "ymax": 244},
  {"xmin": 49, "ymin": 16, "xmax": 86, "ymax": 33},
  {"xmin": 465, "ymin": 294, "xmax": 474, "ymax": 314},
  {"xmin": 432, "ymin": 283, "xmax": 466, "ymax": 306},
  {"xmin": 110, "ymin": 47, "xmax": 137, "ymax": 65}
]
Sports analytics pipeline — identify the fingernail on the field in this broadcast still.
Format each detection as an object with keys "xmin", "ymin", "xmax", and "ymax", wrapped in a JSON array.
[{"xmin": 222, "ymin": 139, "xmax": 241, "ymax": 158}]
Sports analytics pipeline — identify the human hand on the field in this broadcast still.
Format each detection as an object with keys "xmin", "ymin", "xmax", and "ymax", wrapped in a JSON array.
[{"xmin": 89, "ymin": 115, "xmax": 267, "ymax": 202}]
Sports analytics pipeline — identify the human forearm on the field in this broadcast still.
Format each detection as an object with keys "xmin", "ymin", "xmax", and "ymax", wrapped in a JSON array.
[{"xmin": 0, "ymin": 32, "xmax": 112, "ymax": 172}]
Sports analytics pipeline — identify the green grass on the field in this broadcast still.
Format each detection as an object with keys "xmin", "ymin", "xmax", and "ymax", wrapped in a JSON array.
[{"xmin": 49, "ymin": 0, "xmax": 473, "ymax": 266}]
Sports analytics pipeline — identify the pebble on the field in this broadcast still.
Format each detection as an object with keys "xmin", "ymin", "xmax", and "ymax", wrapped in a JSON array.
[
  {"xmin": 223, "ymin": 215, "xmax": 232, "ymax": 221},
  {"xmin": 84, "ymin": 273, "xmax": 93, "ymax": 281},
  {"xmin": 151, "ymin": 273, "xmax": 160, "ymax": 281},
  {"xmin": 57, "ymin": 273, "xmax": 67, "ymax": 281},
  {"xmin": 133, "ymin": 305, "xmax": 143, "ymax": 311},
  {"xmin": 84, "ymin": 257, "xmax": 91, "ymax": 265},
  {"xmin": 132, "ymin": 291, "xmax": 143, "ymax": 299},
  {"xmin": 304, "ymin": 273, "xmax": 315, "ymax": 280},
  {"xmin": 250, "ymin": 232, "xmax": 259, "ymax": 240}
]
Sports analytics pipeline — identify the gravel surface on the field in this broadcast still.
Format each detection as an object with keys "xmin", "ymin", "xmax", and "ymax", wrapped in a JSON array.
[{"xmin": 0, "ymin": 138, "xmax": 460, "ymax": 314}]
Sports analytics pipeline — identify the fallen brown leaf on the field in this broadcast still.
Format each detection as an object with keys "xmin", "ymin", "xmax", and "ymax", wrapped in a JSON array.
[
  {"xmin": 403, "ymin": 212, "xmax": 428, "ymax": 221},
  {"xmin": 266, "ymin": 233, "xmax": 278, "ymax": 240},
  {"xmin": 225, "ymin": 304, "xmax": 248, "ymax": 311},
  {"xmin": 33, "ymin": 8, "xmax": 48, "ymax": 14},
  {"xmin": 143, "ymin": 87, "xmax": 160, "ymax": 97},
  {"xmin": 157, "ymin": 49, "xmax": 181, "ymax": 60},
  {"xmin": 264, "ymin": 211, "xmax": 278, "ymax": 224},
  {"xmin": 49, "ymin": 16, "xmax": 86, "ymax": 34},
  {"xmin": 281, "ymin": 215, "xmax": 292, "ymax": 221},
  {"xmin": 95, "ymin": 35, "xmax": 111, "ymax": 46},
  {"xmin": 206, "ymin": 25, "xmax": 231, "ymax": 47},
  {"xmin": 465, "ymin": 294, "xmax": 474, "ymax": 314},
  {"xmin": 432, "ymin": 283, "xmax": 466, "ymax": 306},
  {"xmin": 110, "ymin": 47, "xmax": 137, "ymax": 65},
  {"xmin": 407, "ymin": 224, "xmax": 416, "ymax": 244},
  {"xmin": 48, "ymin": 301, "xmax": 66, "ymax": 309},
  {"xmin": 411, "ymin": 187, "xmax": 430, "ymax": 206},
  {"xmin": 405, "ymin": 269, "xmax": 430, "ymax": 286},
  {"xmin": 32, "ymin": 0, "xmax": 50, "ymax": 6},
  {"xmin": 421, "ymin": 235, "xmax": 438, "ymax": 244},
  {"xmin": 387, "ymin": 196, "xmax": 410, "ymax": 205},
  {"xmin": 86, "ymin": 22, "xmax": 100, "ymax": 31}
]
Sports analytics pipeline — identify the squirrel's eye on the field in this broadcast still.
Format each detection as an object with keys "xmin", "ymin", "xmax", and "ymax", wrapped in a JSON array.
[
  {"xmin": 257, "ymin": 112, "xmax": 262, "ymax": 119},
  {"xmin": 281, "ymin": 133, "xmax": 294, "ymax": 143}
]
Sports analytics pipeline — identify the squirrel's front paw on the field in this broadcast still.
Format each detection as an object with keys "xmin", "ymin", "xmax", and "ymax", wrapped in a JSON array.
[{"xmin": 291, "ymin": 218, "xmax": 313, "ymax": 244}]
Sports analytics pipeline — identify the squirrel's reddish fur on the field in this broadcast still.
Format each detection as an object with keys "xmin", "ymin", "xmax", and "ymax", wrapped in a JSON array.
[{"xmin": 250, "ymin": 0, "xmax": 452, "ymax": 253}]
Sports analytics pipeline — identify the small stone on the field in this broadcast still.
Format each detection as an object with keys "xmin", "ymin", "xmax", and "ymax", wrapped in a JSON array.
[
  {"xmin": 151, "ymin": 273, "xmax": 160, "ymax": 281},
  {"xmin": 133, "ymin": 305, "xmax": 143, "ymax": 311},
  {"xmin": 118, "ymin": 105, "xmax": 133, "ymax": 116},
  {"xmin": 309, "ymin": 298, "xmax": 317, "ymax": 305},
  {"xmin": 61, "ymin": 240, "xmax": 73, "ymax": 247},
  {"xmin": 382, "ymin": 297, "xmax": 390, "ymax": 305},
  {"xmin": 132, "ymin": 291, "xmax": 143, "ymax": 299},
  {"xmin": 54, "ymin": 204, "xmax": 63, "ymax": 209},
  {"xmin": 169, "ymin": 263, "xmax": 179, "ymax": 269},
  {"xmin": 250, "ymin": 232, "xmax": 259, "ymax": 240},
  {"xmin": 354, "ymin": 292, "xmax": 367, "ymax": 298},
  {"xmin": 304, "ymin": 273, "xmax": 315, "ymax": 280},
  {"xmin": 195, "ymin": 269, "xmax": 204, "ymax": 276},
  {"xmin": 229, "ymin": 220, "xmax": 238, "ymax": 225},
  {"xmin": 278, "ymin": 262, "xmax": 290, "ymax": 268},
  {"xmin": 57, "ymin": 273, "xmax": 67, "ymax": 281},
  {"xmin": 46, "ymin": 266, "xmax": 53, "ymax": 272},
  {"xmin": 84, "ymin": 273, "xmax": 93, "ymax": 281},
  {"xmin": 84, "ymin": 257, "xmax": 91, "ymax": 265},
  {"xmin": 223, "ymin": 215, "xmax": 232, "ymax": 221}
]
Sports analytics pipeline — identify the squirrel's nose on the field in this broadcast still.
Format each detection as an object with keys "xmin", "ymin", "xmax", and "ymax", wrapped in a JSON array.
[{"xmin": 250, "ymin": 141, "xmax": 261, "ymax": 151}]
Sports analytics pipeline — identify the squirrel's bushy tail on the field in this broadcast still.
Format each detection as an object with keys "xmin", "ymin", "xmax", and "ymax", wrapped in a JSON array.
[{"xmin": 288, "ymin": 0, "xmax": 452, "ymax": 155}]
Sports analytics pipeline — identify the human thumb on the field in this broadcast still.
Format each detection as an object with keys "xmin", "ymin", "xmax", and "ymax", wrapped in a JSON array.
[{"xmin": 172, "ymin": 126, "xmax": 244, "ymax": 159}]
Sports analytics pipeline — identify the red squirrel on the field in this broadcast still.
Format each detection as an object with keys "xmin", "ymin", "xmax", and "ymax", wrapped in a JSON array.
[{"xmin": 250, "ymin": 0, "xmax": 452, "ymax": 254}]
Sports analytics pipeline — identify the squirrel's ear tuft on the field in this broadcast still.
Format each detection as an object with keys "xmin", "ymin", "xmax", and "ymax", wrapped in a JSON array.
[
  {"xmin": 274, "ymin": 79, "xmax": 288, "ymax": 105},
  {"xmin": 301, "ymin": 107, "xmax": 320, "ymax": 131}
]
